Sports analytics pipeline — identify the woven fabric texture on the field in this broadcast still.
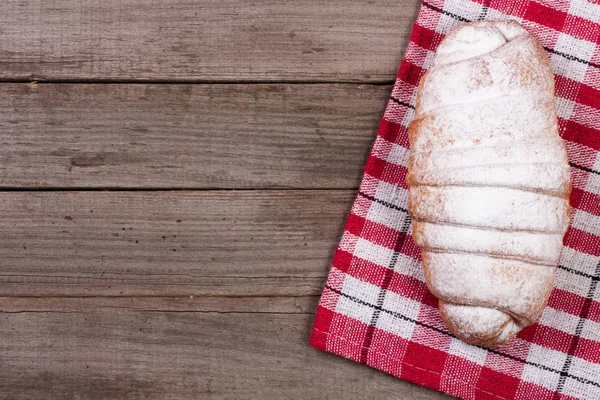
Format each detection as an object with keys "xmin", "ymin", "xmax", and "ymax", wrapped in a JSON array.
[{"xmin": 309, "ymin": 1, "xmax": 600, "ymax": 399}]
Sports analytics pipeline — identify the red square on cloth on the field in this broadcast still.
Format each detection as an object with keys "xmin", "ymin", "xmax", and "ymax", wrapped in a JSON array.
[{"xmin": 310, "ymin": 0, "xmax": 600, "ymax": 398}]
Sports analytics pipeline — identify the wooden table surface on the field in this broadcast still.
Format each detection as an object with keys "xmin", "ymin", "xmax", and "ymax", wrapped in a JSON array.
[{"xmin": 0, "ymin": 1, "xmax": 452, "ymax": 399}]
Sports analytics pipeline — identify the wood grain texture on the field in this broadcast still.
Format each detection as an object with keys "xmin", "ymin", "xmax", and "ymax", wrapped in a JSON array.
[
  {"xmin": 0, "ymin": 190, "xmax": 353, "ymax": 297},
  {"xmin": 0, "ymin": 0, "xmax": 420, "ymax": 82},
  {"xmin": 0, "ymin": 1, "xmax": 454, "ymax": 398},
  {"xmin": 0, "ymin": 83, "xmax": 389, "ymax": 189},
  {"xmin": 0, "ymin": 296, "xmax": 318, "ymax": 313},
  {"xmin": 0, "ymin": 297, "xmax": 450, "ymax": 400}
]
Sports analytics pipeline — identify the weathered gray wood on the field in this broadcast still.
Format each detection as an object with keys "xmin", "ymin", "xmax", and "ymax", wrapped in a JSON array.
[
  {"xmin": 0, "ymin": 2, "xmax": 451, "ymax": 398},
  {"xmin": 0, "ymin": 190, "xmax": 353, "ymax": 297},
  {"xmin": 0, "ymin": 0, "xmax": 420, "ymax": 82},
  {"xmin": 0, "ymin": 83, "xmax": 389, "ymax": 189},
  {"xmin": 0, "ymin": 296, "xmax": 319, "ymax": 313},
  {"xmin": 0, "ymin": 297, "xmax": 451, "ymax": 400}
]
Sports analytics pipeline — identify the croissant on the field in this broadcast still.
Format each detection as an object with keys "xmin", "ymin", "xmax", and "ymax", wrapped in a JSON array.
[{"xmin": 406, "ymin": 20, "xmax": 571, "ymax": 348}]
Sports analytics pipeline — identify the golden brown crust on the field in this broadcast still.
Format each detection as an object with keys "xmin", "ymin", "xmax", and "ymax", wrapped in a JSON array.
[{"xmin": 439, "ymin": 302, "xmax": 518, "ymax": 348}]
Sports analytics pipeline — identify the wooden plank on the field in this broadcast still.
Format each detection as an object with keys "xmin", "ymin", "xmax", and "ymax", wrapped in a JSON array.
[
  {"xmin": 0, "ymin": 297, "xmax": 450, "ymax": 399},
  {"xmin": 0, "ymin": 0, "xmax": 420, "ymax": 82},
  {"xmin": 0, "ymin": 296, "xmax": 319, "ymax": 313},
  {"xmin": 0, "ymin": 83, "xmax": 389, "ymax": 189},
  {"xmin": 0, "ymin": 190, "xmax": 354, "ymax": 297}
]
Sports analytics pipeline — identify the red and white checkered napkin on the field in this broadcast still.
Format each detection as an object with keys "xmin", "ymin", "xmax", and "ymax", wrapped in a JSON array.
[{"xmin": 310, "ymin": 0, "xmax": 600, "ymax": 398}]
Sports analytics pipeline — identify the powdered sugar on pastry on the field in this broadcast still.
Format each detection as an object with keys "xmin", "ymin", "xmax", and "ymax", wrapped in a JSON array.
[
  {"xmin": 410, "ymin": 186, "xmax": 570, "ymax": 233},
  {"xmin": 411, "ymin": 96, "xmax": 559, "ymax": 150},
  {"xmin": 413, "ymin": 222, "xmax": 563, "ymax": 265},
  {"xmin": 423, "ymin": 252, "xmax": 556, "ymax": 326},
  {"xmin": 407, "ymin": 20, "xmax": 571, "ymax": 348}
]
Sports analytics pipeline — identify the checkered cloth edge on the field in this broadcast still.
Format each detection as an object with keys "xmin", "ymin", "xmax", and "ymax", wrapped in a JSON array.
[{"xmin": 309, "ymin": 0, "xmax": 600, "ymax": 399}]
